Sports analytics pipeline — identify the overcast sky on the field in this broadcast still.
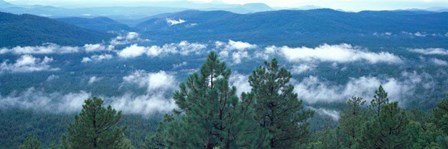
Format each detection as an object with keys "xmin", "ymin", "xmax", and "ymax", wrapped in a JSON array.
[{"xmin": 5, "ymin": 0, "xmax": 448, "ymax": 11}]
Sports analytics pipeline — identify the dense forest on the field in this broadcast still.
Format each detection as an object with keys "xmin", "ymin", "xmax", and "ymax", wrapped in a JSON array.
[{"xmin": 15, "ymin": 52, "xmax": 448, "ymax": 149}]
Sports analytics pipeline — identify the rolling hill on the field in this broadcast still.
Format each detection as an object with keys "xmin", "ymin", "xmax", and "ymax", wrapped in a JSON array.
[
  {"xmin": 0, "ymin": 12, "xmax": 113, "ymax": 47},
  {"xmin": 135, "ymin": 9, "xmax": 448, "ymax": 48},
  {"xmin": 57, "ymin": 17, "xmax": 131, "ymax": 32}
]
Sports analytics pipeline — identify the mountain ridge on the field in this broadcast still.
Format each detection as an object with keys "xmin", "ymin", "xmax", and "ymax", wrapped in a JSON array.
[{"xmin": 0, "ymin": 12, "xmax": 113, "ymax": 47}]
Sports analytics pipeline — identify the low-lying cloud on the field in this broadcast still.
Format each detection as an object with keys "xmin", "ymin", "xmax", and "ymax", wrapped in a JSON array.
[
  {"xmin": 294, "ymin": 71, "xmax": 432, "ymax": 105},
  {"xmin": 274, "ymin": 44, "xmax": 402, "ymax": 64},
  {"xmin": 81, "ymin": 54, "xmax": 113, "ymax": 63},
  {"xmin": 217, "ymin": 40, "xmax": 256, "ymax": 64},
  {"xmin": 0, "ymin": 88, "xmax": 90, "ymax": 113},
  {"xmin": 410, "ymin": 48, "xmax": 448, "ymax": 55},
  {"xmin": 0, "ymin": 71, "xmax": 179, "ymax": 115},
  {"xmin": 0, "ymin": 55, "xmax": 58, "ymax": 73},
  {"xmin": 117, "ymin": 41, "xmax": 207, "ymax": 58},
  {"xmin": 0, "ymin": 43, "xmax": 80, "ymax": 55},
  {"xmin": 229, "ymin": 73, "xmax": 251, "ymax": 96},
  {"xmin": 166, "ymin": 18, "xmax": 186, "ymax": 26},
  {"xmin": 123, "ymin": 70, "xmax": 177, "ymax": 92}
]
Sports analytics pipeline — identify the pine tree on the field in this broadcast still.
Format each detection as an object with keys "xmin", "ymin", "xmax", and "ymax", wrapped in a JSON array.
[
  {"xmin": 20, "ymin": 135, "xmax": 42, "ymax": 149},
  {"xmin": 164, "ymin": 52, "xmax": 264, "ymax": 149},
  {"xmin": 245, "ymin": 59, "xmax": 313, "ymax": 148},
  {"xmin": 337, "ymin": 96, "xmax": 366, "ymax": 148},
  {"xmin": 370, "ymin": 85, "xmax": 389, "ymax": 117},
  {"xmin": 142, "ymin": 114, "xmax": 174, "ymax": 149},
  {"xmin": 362, "ymin": 102, "xmax": 409, "ymax": 148},
  {"xmin": 66, "ymin": 97, "xmax": 134, "ymax": 149},
  {"xmin": 433, "ymin": 97, "xmax": 448, "ymax": 134}
]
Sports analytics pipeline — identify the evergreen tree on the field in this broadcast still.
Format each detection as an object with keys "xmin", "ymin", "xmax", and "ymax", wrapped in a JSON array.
[
  {"xmin": 404, "ymin": 121, "xmax": 442, "ymax": 148},
  {"xmin": 142, "ymin": 114, "xmax": 174, "ymax": 149},
  {"xmin": 66, "ymin": 97, "xmax": 133, "ymax": 149},
  {"xmin": 164, "ymin": 52, "xmax": 265, "ymax": 149},
  {"xmin": 433, "ymin": 97, "xmax": 448, "ymax": 134},
  {"xmin": 245, "ymin": 59, "xmax": 313, "ymax": 148},
  {"xmin": 370, "ymin": 85, "xmax": 389, "ymax": 117},
  {"xmin": 20, "ymin": 135, "xmax": 42, "ymax": 149},
  {"xmin": 362, "ymin": 102, "xmax": 409, "ymax": 148},
  {"xmin": 337, "ymin": 96, "xmax": 366, "ymax": 148}
]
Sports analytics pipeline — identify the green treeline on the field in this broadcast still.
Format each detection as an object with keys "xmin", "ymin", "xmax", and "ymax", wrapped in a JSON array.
[{"xmin": 20, "ymin": 52, "xmax": 448, "ymax": 149}]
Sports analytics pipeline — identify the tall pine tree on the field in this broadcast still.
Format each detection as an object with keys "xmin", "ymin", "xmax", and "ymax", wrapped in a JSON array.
[
  {"xmin": 65, "ymin": 97, "xmax": 133, "ymax": 149},
  {"xmin": 370, "ymin": 85, "xmax": 389, "ymax": 117},
  {"xmin": 245, "ymin": 59, "xmax": 313, "ymax": 148},
  {"xmin": 337, "ymin": 96, "xmax": 366, "ymax": 148},
  {"xmin": 164, "ymin": 52, "xmax": 265, "ymax": 149},
  {"xmin": 362, "ymin": 102, "xmax": 409, "ymax": 148}
]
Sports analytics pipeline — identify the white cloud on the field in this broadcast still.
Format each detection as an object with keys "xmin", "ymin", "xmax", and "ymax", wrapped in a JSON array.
[
  {"xmin": 0, "ymin": 87, "xmax": 176, "ymax": 115},
  {"xmin": 81, "ymin": 54, "xmax": 113, "ymax": 63},
  {"xmin": 0, "ymin": 55, "xmax": 58, "ymax": 73},
  {"xmin": 0, "ymin": 88, "xmax": 90, "ymax": 113},
  {"xmin": 117, "ymin": 41, "xmax": 206, "ymax": 58},
  {"xmin": 46, "ymin": 74, "xmax": 59, "ymax": 81},
  {"xmin": 118, "ymin": 70, "xmax": 178, "ymax": 114},
  {"xmin": 110, "ymin": 93, "xmax": 176, "ymax": 114},
  {"xmin": 431, "ymin": 58, "xmax": 448, "ymax": 66},
  {"xmin": 118, "ymin": 44, "xmax": 147, "ymax": 58},
  {"xmin": 277, "ymin": 44, "xmax": 402, "ymax": 64},
  {"xmin": 0, "ymin": 70, "xmax": 179, "ymax": 115},
  {"xmin": 229, "ymin": 73, "xmax": 251, "ymax": 96},
  {"xmin": 123, "ymin": 70, "xmax": 177, "ymax": 92},
  {"xmin": 410, "ymin": 48, "xmax": 448, "ymax": 55},
  {"xmin": 110, "ymin": 32, "xmax": 149, "ymax": 46},
  {"xmin": 294, "ymin": 71, "xmax": 428, "ymax": 104},
  {"xmin": 173, "ymin": 61, "xmax": 188, "ymax": 69},
  {"xmin": 88, "ymin": 76, "xmax": 102, "ymax": 85},
  {"xmin": 0, "ymin": 43, "xmax": 79, "ymax": 55},
  {"xmin": 216, "ymin": 40, "xmax": 256, "ymax": 64},
  {"xmin": 166, "ymin": 18, "xmax": 186, "ymax": 26},
  {"xmin": 309, "ymin": 107, "xmax": 340, "ymax": 121},
  {"xmin": 291, "ymin": 64, "xmax": 316, "ymax": 74},
  {"xmin": 84, "ymin": 44, "xmax": 107, "ymax": 52}
]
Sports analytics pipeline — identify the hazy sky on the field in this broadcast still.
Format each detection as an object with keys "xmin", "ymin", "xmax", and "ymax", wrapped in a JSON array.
[{"xmin": 5, "ymin": 0, "xmax": 448, "ymax": 11}]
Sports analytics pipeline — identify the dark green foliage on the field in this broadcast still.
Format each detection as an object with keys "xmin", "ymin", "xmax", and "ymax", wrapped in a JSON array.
[
  {"xmin": 433, "ymin": 97, "xmax": 448, "ymax": 134},
  {"xmin": 164, "ymin": 52, "xmax": 265, "ymax": 148},
  {"xmin": 20, "ymin": 135, "xmax": 42, "ymax": 149},
  {"xmin": 307, "ymin": 129, "xmax": 338, "ymax": 149},
  {"xmin": 142, "ymin": 114, "xmax": 174, "ymax": 149},
  {"xmin": 66, "ymin": 97, "xmax": 133, "ymax": 149},
  {"xmin": 0, "ymin": 109, "xmax": 73, "ymax": 148},
  {"xmin": 337, "ymin": 97, "xmax": 366, "ymax": 148},
  {"xmin": 245, "ymin": 59, "xmax": 313, "ymax": 148},
  {"xmin": 361, "ymin": 102, "xmax": 409, "ymax": 148},
  {"xmin": 370, "ymin": 85, "xmax": 389, "ymax": 117}
]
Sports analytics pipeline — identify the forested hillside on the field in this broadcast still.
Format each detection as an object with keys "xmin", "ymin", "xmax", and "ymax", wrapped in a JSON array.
[
  {"xmin": 10, "ymin": 52, "xmax": 448, "ymax": 148},
  {"xmin": 136, "ymin": 9, "xmax": 448, "ymax": 47},
  {"xmin": 0, "ymin": 12, "xmax": 113, "ymax": 47}
]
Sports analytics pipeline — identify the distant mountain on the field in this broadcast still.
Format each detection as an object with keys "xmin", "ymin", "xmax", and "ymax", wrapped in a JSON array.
[
  {"xmin": 0, "ymin": 12, "xmax": 113, "ymax": 47},
  {"xmin": 0, "ymin": 1, "xmax": 271, "ymax": 22},
  {"xmin": 57, "ymin": 17, "xmax": 131, "ymax": 32},
  {"xmin": 240, "ymin": 3, "xmax": 272, "ymax": 12},
  {"xmin": 135, "ymin": 9, "xmax": 448, "ymax": 47},
  {"xmin": 0, "ymin": 0, "xmax": 11, "ymax": 7}
]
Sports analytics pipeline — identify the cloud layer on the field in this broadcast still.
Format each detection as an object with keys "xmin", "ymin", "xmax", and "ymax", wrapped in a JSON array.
[
  {"xmin": 0, "ymin": 55, "xmax": 58, "ymax": 73},
  {"xmin": 274, "ymin": 44, "xmax": 402, "ymax": 64},
  {"xmin": 294, "ymin": 71, "xmax": 431, "ymax": 104},
  {"xmin": 0, "ymin": 70, "xmax": 179, "ymax": 115},
  {"xmin": 410, "ymin": 48, "xmax": 448, "ymax": 55}
]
